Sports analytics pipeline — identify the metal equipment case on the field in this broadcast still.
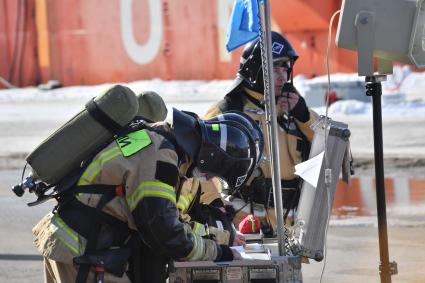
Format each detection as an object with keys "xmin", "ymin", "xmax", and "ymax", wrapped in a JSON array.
[
  {"xmin": 293, "ymin": 117, "xmax": 351, "ymax": 261},
  {"xmin": 169, "ymin": 253, "xmax": 302, "ymax": 283}
]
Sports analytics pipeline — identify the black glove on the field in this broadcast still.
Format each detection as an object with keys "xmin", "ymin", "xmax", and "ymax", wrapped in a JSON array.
[
  {"xmin": 224, "ymin": 205, "xmax": 236, "ymax": 220},
  {"xmin": 209, "ymin": 198, "xmax": 225, "ymax": 208},
  {"xmin": 281, "ymin": 83, "xmax": 310, "ymax": 122},
  {"xmin": 215, "ymin": 245, "xmax": 234, "ymax": 262},
  {"xmin": 290, "ymin": 95, "xmax": 310, "ymax": 122}
]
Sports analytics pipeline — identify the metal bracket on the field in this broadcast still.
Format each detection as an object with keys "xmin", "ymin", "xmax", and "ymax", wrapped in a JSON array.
[
  {"xmin": 379, "ymin": 261, "xmax": 398, "ymax": 276},
  {"xmin": 365, "ymin": 75, "xmax": 387, "ymax": 98},
  {"xmin": 355, "ymin": 11, "xmax": 376, "ymax": 76},
  {"xmin": 365, "ymin": 75, "xmax": 387, "ymax": 83},
  {"xmin": 355, "ymin": 11, "xmax": 393, "ymax": 76}
]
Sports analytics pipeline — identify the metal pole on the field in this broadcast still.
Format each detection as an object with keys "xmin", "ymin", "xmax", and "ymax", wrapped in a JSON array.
[
  {"xmin": 365, "ymin": 75, "xmax": 397, "ymax": 283},
  {"xmin": 258, "ymin": 0, "xmax": 287, "ymax": 256}
]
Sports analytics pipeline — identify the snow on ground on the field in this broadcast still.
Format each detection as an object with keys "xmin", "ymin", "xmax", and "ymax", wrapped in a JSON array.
[
  {"xmin": 314, "ymin": 99, "xmax": 425, "ymax": 117},
  {"xmin": 0, "ymin": 79, "xmax": 229, "ymax": 103},
  {"xmin": 1, "ymin": 66, "xmax": 424, "ymax": 118}
]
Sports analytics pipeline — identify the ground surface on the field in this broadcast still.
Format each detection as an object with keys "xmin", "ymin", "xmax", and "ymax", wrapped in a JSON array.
[{"xmin": 1, "ymin": 100, "xmax": 424, "ymax": 282}]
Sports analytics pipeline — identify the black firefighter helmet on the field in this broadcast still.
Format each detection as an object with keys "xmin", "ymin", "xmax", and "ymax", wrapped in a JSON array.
[
  {"xmin": 228, "ymin": 31, "xmax": 299, "ymax": 94},
  {"xmin": 206, "ymin": 110, "xmax": 264, "ymax": 166},
  {"xmin": 173, "ymin": 109, "xmax": 262, "ymax": 190}
]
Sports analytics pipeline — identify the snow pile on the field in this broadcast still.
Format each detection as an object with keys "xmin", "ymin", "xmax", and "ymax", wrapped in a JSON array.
[
  {"xmin": 1, "ymin": 67, "xmax": 424, "ymax": 117},
  {"xmin": 0, "ymin": 79, "xmax": 233, "ymax": 103},
  {"xmin": 311, "ymin": 99, "xmax": 425, "ymax": 117}
]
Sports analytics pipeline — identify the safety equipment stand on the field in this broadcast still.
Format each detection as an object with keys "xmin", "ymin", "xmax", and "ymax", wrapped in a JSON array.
[{"xmin": 365, "ymin": 75, "xmax": 398, "ymax": 283}]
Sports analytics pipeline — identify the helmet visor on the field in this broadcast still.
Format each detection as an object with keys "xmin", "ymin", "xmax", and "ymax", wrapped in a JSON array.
[
  {"xmin": 196, "ymin": 120, "xmax": 256, "ymax": 190},
  {"xmin": 197, "ymin": 141, "xmax": 253, "ymax": 189}
]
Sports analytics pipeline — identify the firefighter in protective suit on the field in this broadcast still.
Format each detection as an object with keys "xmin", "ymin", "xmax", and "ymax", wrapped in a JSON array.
[
  {"xmin": 177, "ymin": 111, "xmax": 264, "ymax": 247},
  {"xmin": 203, "ymin": 31, "xmax": 319, "ymax": 232},
  {"xmin": 32, "ymin": 108, "xmax": 262, "ymax": 283}
]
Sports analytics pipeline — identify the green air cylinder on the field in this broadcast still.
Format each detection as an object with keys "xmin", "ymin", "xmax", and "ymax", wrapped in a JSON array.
[
  {"xmin": 26, "ymin": 85, "xmax": 139, "ymax": 185},
  {"xmin": 135, "ymin": 91, "xmax": 168, "ymax": 122}
]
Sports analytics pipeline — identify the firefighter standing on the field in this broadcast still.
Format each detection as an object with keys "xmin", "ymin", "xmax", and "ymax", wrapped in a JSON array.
[{"xmin": 203, "ymin": 31, "xmax": 319, "ymax": 231}]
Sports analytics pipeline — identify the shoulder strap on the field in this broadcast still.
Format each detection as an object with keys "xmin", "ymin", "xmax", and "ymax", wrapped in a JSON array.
[
  {"xmin": 70, "ymin": 184, "xmax": 129, "ymax": 283},
  {"xmin": 85, "ymin": 98, "xmax": 122, "ymax": 133}
]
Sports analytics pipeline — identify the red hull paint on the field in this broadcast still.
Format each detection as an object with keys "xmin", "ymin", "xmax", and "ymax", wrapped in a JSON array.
[{"xmin": 1, "ymin": 0, "xmax": 359, "ymax": 87}]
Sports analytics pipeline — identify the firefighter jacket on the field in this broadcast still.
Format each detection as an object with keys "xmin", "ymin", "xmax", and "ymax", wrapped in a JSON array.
[
  {"xmin": 204, "ymin": 87, "xmax": 319, "ymax": 205},
  {"xmin": 32, "ymin": 122, "xmax": 223, "ymax": 270},
  {"xmin": 177, "ymin": 177, "xmax": 231, "ymax": 245}
]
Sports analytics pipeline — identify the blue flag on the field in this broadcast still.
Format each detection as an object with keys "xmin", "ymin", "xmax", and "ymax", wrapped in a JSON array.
[{"xmin": 225, "ymin": 0, "xmax": 261, "ymax": 52}]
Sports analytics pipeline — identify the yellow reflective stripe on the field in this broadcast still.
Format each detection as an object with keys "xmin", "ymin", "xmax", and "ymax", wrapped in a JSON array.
[
  {"xmin": 177, "ymin": 195, "xmax": 190, "ymax": 211},
  {"xmin": 199, "ymin": 236, "xmax": 205, "ymax": 260},
  {"xmin": 182, "ymin": 232, "xmax": 197, "ymax": 260},
  {"xmin": 55, "ymin": 233, "xmax": 79, "ymax": 256},
  {"xmin": 193, "ymin": 222, "xmax": 207, "ymax": 237},
  {"xmin": 188, "ymin": 193, "xmax": 193, "ymax": 202},
  {"xmin": 177, "ymin": 202, "xmax": 185, "ymax": 210},
  {"xmin": 193, "ymin": 234, "xmax": 205, "ymax": 260},
  {"xmin": 193, "ymin": 222, "xmax": 201, "ymax": 235},
  {"xmin": 181, "ymin": 196, "xmax": 189, "ymax": 207},
  {"xmin": 177, "ymin": 193, "xmax": 194, "ymax": 212},
  {"xmin": 182, "ymin": 233, "xmax": 205, "ymax": 261},
  {"xmin": 129, "ymin": 190, "xmax": 175, "ymax": 211},
  {"xmin": 127, "ymin": 181, "xmax": 176, "ymax": 211},
  {"xmin": 54, "ymin": 216, "xmax": 78, "ymax": 243},
  {"xmin": 50, "ymin": 215, "xmax": 81, "ymax": 256},
  {"xmin": 78, "ymin": 146, "xmax": 122, "ymax": 185}
]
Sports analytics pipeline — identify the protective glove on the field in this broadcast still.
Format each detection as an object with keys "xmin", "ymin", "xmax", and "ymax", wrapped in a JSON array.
[
  {"xmin": 280, "ymin": 83, "xmax": 310, "ymax": 122},
  {"xmin": 215, "ymin": 245, "xmax": 234, "ymax": 261},
  {"xmin": 289, "ymin": 94, "xmax": 310, "ymax": 122}
]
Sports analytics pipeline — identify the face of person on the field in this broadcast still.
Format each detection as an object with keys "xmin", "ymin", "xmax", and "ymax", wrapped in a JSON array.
[{"xmin": 272, "ymin": 59, "xmax": 290, "ymax": 96}]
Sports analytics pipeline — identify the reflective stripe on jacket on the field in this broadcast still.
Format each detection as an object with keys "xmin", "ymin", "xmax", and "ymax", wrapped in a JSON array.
[
  {"xmin": 33, "ymin": 123, "xmax": 219, "ymax": 264},
  {"xmin": 49, "ymin": 213, "xmax": 82, "ymax": 256}
]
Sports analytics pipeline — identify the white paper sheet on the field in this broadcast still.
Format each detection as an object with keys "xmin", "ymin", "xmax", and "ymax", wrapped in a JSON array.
[
  {"xmin": 230, "ymin": 245, "xmax": 254, "ymax": 259},
  {"xmin": 230, "ymin": 243, "xmax": 269, "ymax": 260},
  {"xmin": 294, "ymin": 151, "xmax": 324, "ymax": 188}
]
